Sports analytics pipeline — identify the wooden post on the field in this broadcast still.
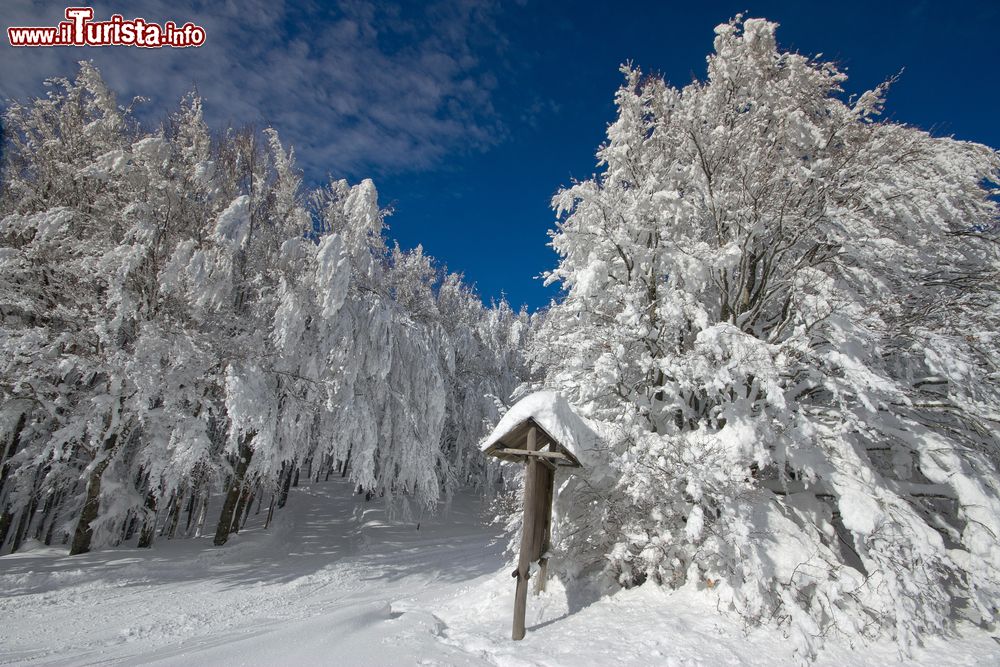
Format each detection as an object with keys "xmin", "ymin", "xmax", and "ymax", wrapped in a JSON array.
[
  {"xmin": 535, "ymin": 462, "xmax": 554, "ymax": 594},
  {"xmin": 512, "ymin": 426, "xmax": 539, "ymax": 640},
  {"xmin": 484, "ymin": 412, "xmax": 586, "ymax": 641}
]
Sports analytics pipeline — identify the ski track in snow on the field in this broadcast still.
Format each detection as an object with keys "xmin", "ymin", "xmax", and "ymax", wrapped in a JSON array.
[{"xmin": 1, "ymin": 479, "xmax": 998, "ymax": 666}]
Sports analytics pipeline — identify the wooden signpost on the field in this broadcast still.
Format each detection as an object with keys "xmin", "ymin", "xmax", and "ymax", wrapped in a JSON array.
[{"xmin": 482, "ymin": 417, "xmax": 582, "ymax": 640}]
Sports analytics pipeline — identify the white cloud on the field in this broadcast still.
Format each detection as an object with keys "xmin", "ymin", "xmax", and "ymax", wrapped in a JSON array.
[{"xmin": 0, "ymin": 0, "xmax": 505, "ymax": 178}]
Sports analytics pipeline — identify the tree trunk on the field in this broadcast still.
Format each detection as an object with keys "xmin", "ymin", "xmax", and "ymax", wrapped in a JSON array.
[
  {"xmin": 166, "ymin": 494, "xmax": 182, "ymax": 539},
  {"xmin": 0, "ymin": 408, "xmax": 29, "ymax": 499},
  {"xmin": 38, "ymin": 489, "xmax": 63, "ymax": 546},
  {"xmin": 159, "ymin": 494, "xmax": 174, "ymax": 537},
  {"xmin": 69, "ymin": 408, "xmax": 124, "ymax": 556},
  {"xmin": 44, "ymin": 499, "xmax": 60, "ymax": 546},
  {"xmin": 0, "ymin": 406, "xmax": 31, "ymax": 551},
  {"xmin": 185, "ymin": 470, "xmax": 206, "ymax": 536},
  {"xmin": 122, "ymin": 511, "xmax": 140, "ymax": 544},
  {"xmin": 137, "ymin": 491, "xmax": 158, "ymax": 548},
  {"xmin": 11, "ymin": 495, "xmax": 37, "ymax": 553},
  {"xmin": 230, "ymin": 483, "xmax": 252, "ymax": 534},
  {"xmin": 277, "ymin": 462, "xmax": 294, "ymax": 509},
  {"xmin": 239, "ymin": 489, "xmax": 256, "ymax": 529},
  {"xmin": 213, "ymin": 434, "xmax": 254, "ymax": 546},
  {"xmin": 264, "ymin": 494, "xmax": 276, "ymax": 530},
  {"xmin": 194, "ymin": 493, "xmax": 209, "ymax": 538},
  {"xmin": 45, "ymin": 489, "xmax": 67, "ymax": 546},
  {"xmin": 184, "ymin": 490, "xmax": 197, "ymax": 534},
  {"xmin": 34, "ymin": 490, "xmax": 58, "ymax": 541},
  {"xmin": 0, "ymin": 509, "xmax": 13, "ymax": 550},
  {"xmin": 70, "ymin": 455, "xmax": 112, "ymax": 555},
  {"xmin": 340, "ymin": 448, "xmax": 352, "ymax": 477}
]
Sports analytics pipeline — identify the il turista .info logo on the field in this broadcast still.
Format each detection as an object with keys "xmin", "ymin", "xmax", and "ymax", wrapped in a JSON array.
[{"xmin": 8, "ymin": 7, "xmax": 206, "ymax": 48}]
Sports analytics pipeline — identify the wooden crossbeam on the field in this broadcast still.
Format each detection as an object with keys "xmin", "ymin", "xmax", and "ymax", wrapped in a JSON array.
[{"xmin": 494, "ymin": 448, "xmax": 570, "ymax": 461}]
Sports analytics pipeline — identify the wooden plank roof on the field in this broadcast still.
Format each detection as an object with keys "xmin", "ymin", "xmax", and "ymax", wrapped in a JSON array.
[{"xmin": 481, "ymin": 417, "xmax": 583, "ymax": 468}]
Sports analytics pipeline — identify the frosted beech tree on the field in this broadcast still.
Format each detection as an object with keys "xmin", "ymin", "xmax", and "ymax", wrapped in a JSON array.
[
  {"xmin": 387, "ymin": 247, "xmax": 531, "ymax": 498},
  {"xmin": 307, "ymin": 188, "xmax": 450, "ymax": 513},
  {"xmin": 124, "ymin": 94, "xmax": 226, "ymax": 546},
  {"xmin": 435, "ymin": 280, "xmax": 530, "ymax": 494},
  {"xmin": 0, "ymin": 63, "xmax": 143, "ymax": 555},
  {"xmin": 532, "ymin": 17, "xmax": 1000, "ymax": 659}
]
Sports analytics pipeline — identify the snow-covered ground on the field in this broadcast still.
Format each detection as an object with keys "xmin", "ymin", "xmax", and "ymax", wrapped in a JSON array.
[{"xmin": 1, "ymin": 478, "xmax": 997, "ymax": 666}]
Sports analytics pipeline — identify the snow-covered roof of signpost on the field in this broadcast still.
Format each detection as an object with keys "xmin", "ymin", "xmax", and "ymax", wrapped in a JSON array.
[{"xmin": 480, "ymin": 391, "xmax": 600, "ymax": 469}]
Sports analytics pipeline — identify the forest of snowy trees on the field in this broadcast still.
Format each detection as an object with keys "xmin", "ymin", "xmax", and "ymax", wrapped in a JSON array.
[
  {"xmin": 3, "ymin": 13, "xmax": 1000, "ymax": 665},
  {"xmin": 0, "ymin": 62, "xmax": 529, "ymax": 557}
]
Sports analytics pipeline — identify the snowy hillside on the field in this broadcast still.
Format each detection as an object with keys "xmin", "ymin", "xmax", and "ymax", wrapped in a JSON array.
[{"xmin": 2, "ymin": 477, "xmax": 997, "ymax": 666}]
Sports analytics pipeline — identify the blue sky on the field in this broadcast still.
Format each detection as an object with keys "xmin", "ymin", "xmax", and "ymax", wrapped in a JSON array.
[{"xmin": 2, "ymin": 1, "xmax": 998, "ymax": 311}]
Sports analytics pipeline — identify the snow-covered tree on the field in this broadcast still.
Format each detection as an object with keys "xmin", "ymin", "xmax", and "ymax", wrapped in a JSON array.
[
  {"xmin": 532, "ymin": 17, "xmax": 1000, "ymax": 659},
  {"xmin": 0, "ymin": 62, "xmax": 146, "ymax": 554}
]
